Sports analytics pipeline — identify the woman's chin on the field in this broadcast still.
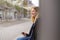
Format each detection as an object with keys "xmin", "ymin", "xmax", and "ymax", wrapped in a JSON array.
[{"xmin": 32, "ymin": 15, "xmax": 35, "ymax": 17}]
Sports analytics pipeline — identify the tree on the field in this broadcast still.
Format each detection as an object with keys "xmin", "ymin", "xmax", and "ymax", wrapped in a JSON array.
[
  {"xmin": 4, "ymin": 1, "xmax": 13, "ymax": 7},
  {"xmin": 23, "ymin": 8, "xmax": 27, "ymax": 17},
  {"xmin": 14, "ymin": 5, "xmax": 20, "ymax": 12},
  {"xmin": 23, "ymin": 0, "xmax": 28, "ymax": 7},
  {"xmin": 0, "ymin": 0, "xmax": 13, "ymax": 7}
]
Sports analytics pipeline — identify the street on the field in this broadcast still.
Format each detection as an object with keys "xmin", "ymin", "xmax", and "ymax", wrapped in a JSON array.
[{"xmin": 0, "ymin": 18, "xmax": 33, "ymax": 40}]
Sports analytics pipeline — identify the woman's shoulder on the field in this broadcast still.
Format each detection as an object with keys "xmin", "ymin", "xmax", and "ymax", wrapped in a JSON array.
[{"xmin": 35, "ymin": 18, "xmax": 40, "ymax": 24}]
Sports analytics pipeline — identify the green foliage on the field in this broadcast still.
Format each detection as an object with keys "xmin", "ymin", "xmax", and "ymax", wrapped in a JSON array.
[
  {"xmin": 4, "ymin": 1, "xmax": 13, "ymax": 7},
  {"xmin": 14, "ymin": 5, "xmax": 21, "ymax": 12},
  {"xmin": 24, "ymin": 8, "xmax": 27, "ymax": 14},
  {"xmin": 0, "ymin": 0, "xmax": 5, "ymax": 5},
  {"xmin": 23, "ymin": 0, "xmax": 28, "ymax": 7},
  {"xmin": 0, "ymin": 1, "xmax": 13, "ymax": 7},
  {"xmin": 23, "ymin": 8, "xmax": 27, "ymax": 17}
]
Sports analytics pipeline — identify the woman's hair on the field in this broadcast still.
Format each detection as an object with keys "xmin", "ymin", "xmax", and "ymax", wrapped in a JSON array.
[
  {"xmin": 31, "ymin": 7, "xmax": 39, "ymax": 23},
  {"xmin": 31, "ymin": 7, "xmax": 39, "ymax": 12}
]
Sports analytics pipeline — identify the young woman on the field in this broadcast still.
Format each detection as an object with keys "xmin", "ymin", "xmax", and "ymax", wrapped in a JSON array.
[{"xmin": 17, "ymin": 7, "xmax": 39, "ymax": 40}]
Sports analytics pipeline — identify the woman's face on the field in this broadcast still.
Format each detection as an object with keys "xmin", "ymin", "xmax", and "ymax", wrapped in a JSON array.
[{"xmin": 31, "ymin": 8, "xmax": 37, "ymax": 17}]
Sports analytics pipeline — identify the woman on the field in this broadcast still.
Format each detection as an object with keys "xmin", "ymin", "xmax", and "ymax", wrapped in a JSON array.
[{"xmin": 17, "ymin": 7, "xmax": 39, "ymax": 40}]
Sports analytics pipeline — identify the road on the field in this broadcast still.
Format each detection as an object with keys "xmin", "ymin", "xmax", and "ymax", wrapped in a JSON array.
[{"xmin": 0, "ymin": 18, "xmax": 33, "ymax": 40}]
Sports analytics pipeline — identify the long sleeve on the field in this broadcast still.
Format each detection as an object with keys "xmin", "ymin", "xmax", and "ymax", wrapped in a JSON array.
[{"xmin": 26, "ymin": 23, "xmax": 35, "ymax": 37}]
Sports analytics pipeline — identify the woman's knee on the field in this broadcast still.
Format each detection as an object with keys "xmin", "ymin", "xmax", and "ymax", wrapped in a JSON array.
[
  {"xmin": 17, "ymin": 37, "xmax": 23, "ymax": 40},
  {"xmin": 17, "ymin": 37, "xmax": 26, "ymax": 40}
]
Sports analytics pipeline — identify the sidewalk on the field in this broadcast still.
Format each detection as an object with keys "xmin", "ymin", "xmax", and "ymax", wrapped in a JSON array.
[
  {"xmin": 0, "ymin": 18, "xmax": 31, "ymax": 27},
  {"xmin": 0, "ymin": 18, "xmax": 33, "ymax": 40}
]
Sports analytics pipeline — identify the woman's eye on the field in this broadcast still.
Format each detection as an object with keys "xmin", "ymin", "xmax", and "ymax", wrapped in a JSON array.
[{"xmin": 32, "ymin": 11, "xmax": 35, "ymax": 12}]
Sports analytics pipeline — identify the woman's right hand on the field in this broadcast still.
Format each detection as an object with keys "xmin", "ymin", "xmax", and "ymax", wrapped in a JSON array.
[{"xmin": 21, "ymin": 32, "xmax": 28, "ymax": 36}]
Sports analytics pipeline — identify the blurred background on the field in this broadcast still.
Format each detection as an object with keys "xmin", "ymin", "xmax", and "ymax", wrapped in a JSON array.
[
  {"xmin": 0, "ymin": 0, "xmax": 39, "ymax": 23},
  {"xmin": 0, "ymin": 0, "xmax": 39, "ymax": 40}
]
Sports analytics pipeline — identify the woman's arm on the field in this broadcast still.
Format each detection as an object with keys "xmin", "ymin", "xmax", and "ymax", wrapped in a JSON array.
[{"xmin": 21, "ymin": 32, "xmax": 29, "ymax": 36}]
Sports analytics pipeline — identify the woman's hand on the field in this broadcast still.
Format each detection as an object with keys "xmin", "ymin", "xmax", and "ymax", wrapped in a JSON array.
[{"xmin": 21, "ymin": 32, "xmax": 28, "ymax": 36}]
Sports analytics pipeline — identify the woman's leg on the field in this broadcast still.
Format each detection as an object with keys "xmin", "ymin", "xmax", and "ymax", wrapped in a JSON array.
[
  {"xmin": 17, "ymin": 37, "xmax": 25, "ymax": 40},
  {"xmin": 17, "ymin": 37, "xmax": 30, "ymax": 40}
]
